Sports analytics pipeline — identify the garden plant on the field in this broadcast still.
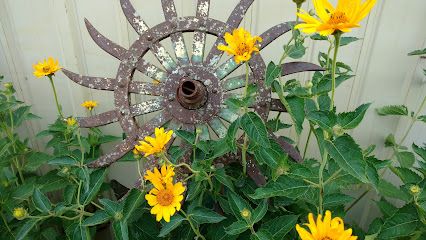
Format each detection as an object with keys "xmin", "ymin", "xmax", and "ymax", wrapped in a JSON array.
[{"xmin": 0, "ymin": 0, "xmax": 425, "ymax": 239}]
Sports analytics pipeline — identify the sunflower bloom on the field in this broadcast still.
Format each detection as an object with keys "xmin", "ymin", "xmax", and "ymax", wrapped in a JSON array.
[
  {"xmin": 296, "ymin": 211, "xmax": 357, "ymax": 240},
  {"xmin": 66, "ymin": 117, "xmax": 77, "ymax": 126},
  {"xmin": 218, "ymin": 28, "xmax": 262, "ymax": 64},
  {"xmin": 145, "ymin": 181, "xmax": 185, "ymax": 222},
  {"xmin": 33, "ymin": 57, "xmax": 61, "ymax": 78},
  {"xmin": 134, "ymin": 128, "xmax": 173, "ymax": 157},
  {"xmin": 145, "ymin": 164, "xmax": 175, "ymax": 188},
  {"xmin": 81, "ymin": 100, "xmax": 98, "ymax": 111},
  {"xmin": 295, "ymin": 0, "xmax": 377, "ymax": 36}
]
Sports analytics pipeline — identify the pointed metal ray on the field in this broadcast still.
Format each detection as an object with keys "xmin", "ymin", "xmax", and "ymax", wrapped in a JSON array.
[
  {"xmin": 192, "ymin": 0, "xmax": 210, "ymax": 64},
  {"xmin": 269, "ymin": 99, "xmax": 286, "ymax": 112},
  {"xmin": 215, "ymin": 22, "xmax": 294, "ymax": 80},
  {"xmin": 78, "ymin": 99, "xmax": 163, "ymax": 128},
  {"xmin": 222, "ymin": 74, "xmax": 253, "ymax": 91},
  {"xmin": 84, "ymin": 19, "xmax": 167, "ymax": 81},
  {"xmin": 120, "ymin": 0, "xmax": 177, "ymax": 71},
  {"xmin": 218, "ymin": 108, "xmax": 239, "ymax": 123},
  {"xmin": 196, "ymin": 124, "xmax": 210, "ymax": 141},
  {"xmin": 209, "ymin": 117, "xmax": 227, "ymax": 138},
  {"xmin": 182, "ymin": 124, "xmax": 195, "ymax": 133},
  {"xmin": 89, "ymin": 113, "xmax": 170, "ymax": 168},
  {"xmin": 161, "ymin": 0, "xmax": 190, "ymax": 65},
  {"xmin": 205, "ymin": 0, "xmax": 254, "ymax": 67},
  {"xmin": 62, "ymin": 69, "xmax": 162, "ymax": 95}
]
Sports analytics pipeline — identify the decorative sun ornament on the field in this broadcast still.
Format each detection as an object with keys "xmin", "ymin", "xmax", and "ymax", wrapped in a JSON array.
[
  {"xmin": 134, "ymin": 127, "xmax": 173, "ymax": 157},
  {"xmin": 62, "ymin": 0, "xmax": 322, "ymax": 188},
  {"xmin": 296, "ymin": 211, "xmax": 357, "ymax": 240},
  {"xmin": 295, "ymin": 0, "xmax": 377, "ymax": 36},
  {"xmin": 218, "ymin": 28, "xmax": 262, "ymax": 64},
  {"xmin": 33, "ymin": 57, "xmax": 61, "ymax": 78}
]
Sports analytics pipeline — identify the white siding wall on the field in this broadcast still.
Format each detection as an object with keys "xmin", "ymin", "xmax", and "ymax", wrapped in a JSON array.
[{"xmin": 1, "ymin": 0, "xmax": 425, "ymax": 228}]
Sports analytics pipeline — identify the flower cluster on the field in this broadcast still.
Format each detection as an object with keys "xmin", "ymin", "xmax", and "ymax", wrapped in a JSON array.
[
  {"xmin": 144, "ymin": 164, "xmax": 185, "ymax": 222},
  {"xmin": 135, "ymin": 127, "xmax": 173, "ymax": 157}
]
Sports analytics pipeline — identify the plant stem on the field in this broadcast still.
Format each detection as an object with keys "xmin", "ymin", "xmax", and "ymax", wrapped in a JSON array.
[
  {"xmin": 318, "ymin": 150, "xmax": 328, "ymax": 215},
  {"xmin": 181, "ymin": 210, "xmax": 206, "ymax": 240},
  {"xmin": 302, "ymin": 128, "xmax": 313, "ymax": 160},
  {"xmin": 330, "ymin": 33, "xmax": 342, "ymax": 111},
  {"xmin": 1, "ymin": 211, "xmax": 14, "ymax": 238},
  {"xmin": 6, "ymin": 95, "xmax": 24, "ymax": 184},
  {"xmin": 241, "ymin": 62, "xmax": 250, "ymax": 175},
  {"xmin": 48, "ymin": 75, "xmax": 63, "ymax": 118},
  {"xmin": 398, "ymin": 95, "xmax": 426, "ymax": 147},
  {"xmin": 76, "ymin": 130, "xmax": 85, "ymax": 165}
]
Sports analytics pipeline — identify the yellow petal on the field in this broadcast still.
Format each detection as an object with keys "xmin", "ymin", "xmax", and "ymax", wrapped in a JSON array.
[
  {"xmin": 314, "ymin": 0, "xmax": 330, "ymax": 23},
  {"xmin": 145, "ymin": 194, "xmax": 158, "ymax": 206},
  {"xmin": 296, "ymin": 224, "xmax": 315, "ymax": 240}
]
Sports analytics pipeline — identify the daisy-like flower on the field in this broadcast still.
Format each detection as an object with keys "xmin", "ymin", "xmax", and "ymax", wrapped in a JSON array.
[
  {"xmin": 81, "ymin": 100, "xmax": 98, "ymax": 111},
  {"xmin": 145, "ymin": 181, "xmax": 185, "ymax": 222},
  {"xmin": 295, "ymin": 0, "xmax": 377, "ymax": 36},
  {"xmin": 134, "ymin": 127, "xmax": 173, "ymax": 157},
  {"xmin": 296, "ymin": 210, "xmax": 357, "ymax": 240},
  {"xmin": 145, "ymin": 164, "xmax": 175, "ymax": 188},
  {"xmin": 218, "ymin": 28, "xmax": 262, "ymax": 64},
  {"xmin": 66, "ymin": 117, "xmax": 77, "ymax": 126},
  {"xmin": 33, "ymin": 57, "xmax": 61, "ymax": 78},
  {"xmin": 13, "ymin": 207, "xmax": 27, "ymax": 220}
]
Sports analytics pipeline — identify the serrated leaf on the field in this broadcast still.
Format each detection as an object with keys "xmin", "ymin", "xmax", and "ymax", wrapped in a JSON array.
[
  {"xmin": 325, "ymin": 135, "xmax": 368, "ymax": 183},
  {"xmin": 250, "ymin": 175, "xmax": 311, "ymax": 199},
  {"xmin": 100, "ymin": 198, "xmax": 123, "ymax": 217},
  {"xmin": 254, "ymin": 141, "xmax": 289, "ymax": 170},
  {"xmin": 251, "ymin": 229, "xmax": 273, "ymax": 240},
  {"xmin": 337, "ymin": 103, "xmax": 371, "ymax": 129},
  {"xmin": 175, "ymin": 130, "xmax": 195, "ymax": 144},
  {"xmin": 392, "ymin": 167, "xmax": 423, "ymax": 184},
  {"xmin": 16, "ymin": 219, "xmax": 39, "ymax": 240},
  {"xmin": 82, "ymin": 210, "xmax": 110, "ymax": 226},
  {"xmin": 263, "ymin": 215, "xmax": 298, "ymax": 239},
  {"xmin": 226, "ymin": 118, "xmax": 240, "ymax": 153},
  {"xmin": 158, "ymin": 215, "xmax": 186, "ymax": 237},
  {"xmin": 240, "ymin": 112, "xmax": 270, "ymax": 148},
  {"xmin": 310, "ymin": 34, "xmax": 328, "ymax": 41},
  {"xmin": 24, "ymin": 152, "xmax": 52, "ymax": 172},
  {"xmin": 408, "ymin": 48, "xmax": 426, "ymax": 56},
  {"xmin": 412, "ymin": 143, "xmax": 426, "ymax": 161},
  {"xmin": 81, "ymin": 168, "xmax": 107, "ymax": 205},
  {"xmin": 378, "ymin": 213, "xmax": 418, "ymax": 239},
  {"xmin": 123, "ymin": 189, "xmax": 144, "ymax": 221},
  {"xmin": 190, "ymin": 207, "xmax": 226, "ymax": 224},
  {"xmin": 376, "ymin": 199, "xmax": 398, "ymax": 217},
  {"xmin": 395, "ymin": 151, "xmax": 415, "ymax": 168},
  {"xmin": 378, "ymin": 179, "xmax": 410, "ymax": 202},
  {"xmin": 252, "ymin": 200, "xmax": 267, "ymax": 224},
  {"xmin": 33, "ymin": 188, "xmax": 52, "ymax": 213},
  {"xmin": 417, "ymin": 115, "xmax": 426, "ymax": 123},
  {"xmin": 339, "ymin": 37, "xmax": 360, "ymax": 46},
  {"xmin": 376, "ymin": 105, "xmax": 408, "ymax": 116},
  {"xmin": 225, "ymin": 221, "xmax": 249, "ymax": 235},
  {"xmin": 48, "ymin": 156, "xmax": 79, "ymax": 166},
  {"xmin": 323, "ymin": 194, "xmax": 354, "ymax": 208},
  {"xmin": 265, "ymin": 62, "xmax": 281, "ymax": 87},
  {"xmin": 228, "ymin": 191, "xmax": 252, "ymax": 220},
  {"xmin": 287, "ymin": 43, "xmax": 306, "ymax": 59},
  {"xmin": 214, "ymin": 168, "xmax": 235, "ymax": 192},
  {"xmin": 307, "ymin": 111, "xmax": 336, "ymax": 131},
  {"xmin": 113, "ymin": 221, "xmax": 129, "ymax": 240},
  {"xmin": 285, "ymin": 95, "xmax": 305, "ymax": 134}
]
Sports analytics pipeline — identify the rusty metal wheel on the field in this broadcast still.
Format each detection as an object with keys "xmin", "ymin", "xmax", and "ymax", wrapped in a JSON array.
[{"xmin": 63, "ymin": 0, "xmax": 321, "ymax": 185}]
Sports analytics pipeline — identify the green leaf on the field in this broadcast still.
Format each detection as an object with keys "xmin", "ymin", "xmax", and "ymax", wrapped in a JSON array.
[
  {"xmin": 412, "ymin": 143, "xmax": 426, "ymax": 161},
  {"xmin": 310, "ymin": 34, "xmax": 328, "ymax": 41},
  {"xmin": 339, "ymin": 37, "xmax": 360, "ymax": 46},
  {"xmin": 24, "ymin": 152, "xmax": 52, "ymax": 172},
  {"xmin": 265, "ymin": 62, "xmax": 281, "ymax": 87},
  {"xmin": 266, "ymin": 118, "xmax": 291, "ymax": 132},
  {"xmin": 16, "ymin": 219, "xmax": 39, "ymax": 240},
  {"xmin": 395, "ymin": 151, "xmax": 415, "ymax": 168},
  {"xmin": 33, "ymin": 188, "xmax": 52, "ymax": 213},
  {"xmin": 376, "ymin": 105, "xmax": 408, "ymax": 116},
  {"xmin": 81, "ymin": 168, "xmax": 107, "ymax": 205},
  {"xmin": 113, "ymin": 221, "xmax": 129, "ymax": 240},
  {"xmin": 254, "ymin": 141, "xmax": 289, "ymax": 170},
  {"xmin": 240, "ymin": 112, "xmax": 270, "ymax": 148},
  {"xmin": 251, "ymin": 229, "xmax": 273, "ymax": 240},
  {"xmin": 252, "ymin": 200, "xmax": 268, "ymax": 224},
  {"xmin": 323, "ymin": 194, "xmax": 354, "ymax": 208},
  {"xmin": 123, "ymin": 189, "xmax": 145, "ymax": 221},
  {"xmin": 417, "ymin": 115, "xmax": 426, "ymax": 123},
  {"xmin": 307, "ymin": 111, "xmax": 336, "ymax": 131},
  {"xmin": 325, "ymin": 135, "xmax": 368, "ymax": 183},
  {"xmin": 190, "ymin": 207, "xmax": 226, "ymax": 224},
  {"xmin": 82, "ymin": 210, "xmax": 111, "ymax": 226},
  {"xmin": 384, "ymin": 134, "xmax": 396, "ymax": 147},
  {"xmin": 100, "ymin": 198, "xmax": 123, "ymax": 217},
  {"xmin": 175, "ymin": 130, "xmax": 195, "ymax": 144},
  {"xmin": 250, "ymin": 175, "xmax": 311, "ymax": 199},
  {"xmin": 285, "ymin": 96, "xmax": 305, "ymax": 134},
  {"xmin": 392, "ymin": 167, "xmax": 423, "ymax": 184},
  {"xmin": 408, "ymin": 48, "xmax": 426, "ymax": 56},
  {"xmin": 72, "ymin": 224, "xmax": 91, "ymax": 240},
  {"xmin": 48, "ymin": 156, "xmax": 79, "ymax": 166},
  {"xmin": 378, "ymin": 179, "xmax": 410, "ymax": 202},
  {"xmin": 337, "ymin": 103, "xmax": 371, "ymax": 129},
  {"xmin": 228, "ymin": 191, "xmax": 252, "ymax": 220},
  {"xmin": 376, "ymin": 199, "xmax": 398, "ymax": 217},
  {"xmin": 378, "ymin": 213, "xmax": 418, "ymax": 239},
  {"xmin": 226, "ymin": 118, "xmax": 240, "ymax": 153},
  {"xmin": 287, "ymin": 43, "xmax": 306, "ymax": 59},
  {"xmin": 225, "ymin": 221, "xmax": 249, "ymax": 235},
  {"xmin": 158, "ymin": 215, "xmax": 186, "ymax": 237},
  {"xmin": 263, "ymin": 215, "xmax": 298, "ymax": 239},
  {"xmin": 214, "ymin": 168, "xmax": 235, "ymax": 192}
]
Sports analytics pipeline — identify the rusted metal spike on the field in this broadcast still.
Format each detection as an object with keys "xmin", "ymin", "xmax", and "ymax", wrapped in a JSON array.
[
  {"xmin": 78, "ymin": 99, "xmax": 163, "ymax": 128},
  {"xmin": 270, "ymin": 134, "xmax": 302, "ymax": 162},
  {"xmin": 120, "ymin": 0, "xmax": 177, "ymax": 72},
  {"xmin": 269, "ymin": 99, "xmax": 286, "ymax": 112},
  {"xmin": 192, "ymin": 0, "xmax": 210, "ymax": 64},
  {"xmin": 205, "ymin": 0, "xmax": 255, "ymax": 67},
  {"xmin": 84, "ymin": 19, "xmax": 167, "ymax": 80},
  {"xmin": 62, "ymin": 69, "xmax": 163, "ymax": 95},
  {"xmin": 282, "ymin": 62, "xmax": 324, "ymax": 76},
  {"xmin": 161, "ymin": 0, "xmax": 190, "ymax": 66}
]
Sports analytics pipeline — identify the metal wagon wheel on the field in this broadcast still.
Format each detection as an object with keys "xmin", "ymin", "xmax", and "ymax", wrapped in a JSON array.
[{"xmin": 63, "ymin": 0, "xmax": 322, "ymax": 186}]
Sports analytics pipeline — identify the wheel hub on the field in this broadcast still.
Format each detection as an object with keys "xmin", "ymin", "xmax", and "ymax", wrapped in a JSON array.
[{"xmin": 176, "ymin": 78, "xmax": 208, "ymax": 110}]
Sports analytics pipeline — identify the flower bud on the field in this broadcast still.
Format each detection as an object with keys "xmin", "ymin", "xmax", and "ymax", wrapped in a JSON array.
[
  {"xmin": 292, "ymin": 0, "xmax": 306, "ymax": 6},
  {"xmin": 61, "ymin": 167, "xmax": 70, "ymax": 175},
  {"xmin": 305, "ymin": 80, "xmax": 313, "ymax": 89},
  {"xmin": 196, "ymin": 127, "xmax": 203, "ymax": 135},
  {"xmin": 114, "ymin": 212, "xmax": 123, "ymax": 221},
  {"xmin": 3, "ymin": 82, "xmax": 13, "ymax": 89},
  {"xmin": 332, "ymin": 124, "xmax": 345, "ymax": 137},
  {"xmin": 1, "ymin": 180, "xmax": 9, "ymax": 187},
  {"xmin": 240, "ymin": 208, "xmax": 251, "ymax": 219},
  {"xmin": 410, "ymin": 185, "xmax": 420, "ymax": 195},
  {"xmin": 13, "ymin": 207, "xmax": 27, "ymax": 220}
]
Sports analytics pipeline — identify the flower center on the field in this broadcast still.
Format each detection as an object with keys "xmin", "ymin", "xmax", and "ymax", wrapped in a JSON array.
[
  {"xmin": 322, "ymin": 237, "xmax": 333, "ymax": 240},
  {"xmin": 328, "ymin": 11, "xmax": 349, "ymax": 25},
  {"xmin": 237, "ymin": 43, "xmax": 250, "ymax": 55},
  {"xmin": 157, "ymin": 189, "xmax": 174, "ymax": 206},
  {"xmin": 42, "ymin": 66, "xmax": 51, "ymax": 73}
]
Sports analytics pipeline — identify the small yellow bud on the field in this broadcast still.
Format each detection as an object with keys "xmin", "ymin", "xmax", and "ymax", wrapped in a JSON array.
[
  {"xmin": 3, "ymin": 82, "xmax": 13, "ymax": 89},
  {"xmin": 114, "ymin": 212, "xmax": 123, "ymax": 221},
  {"xmin": 305, "ymin": 80, "xmax": 313, "ymax": 89},
  {"xmin": 332, "ymin": 125, "xmax": 345, "ymax": 137},
  {"xmin": 13, "ymin": 207, "xmax": 27, "ymax": 220},
  {"xmin": 240, "ymin": 208, "xmax": 251, "ymax": 219},
  {"xmin": 61, "ymin": 167, "xmax": 69, "ymax": 175},
  {"xmin": 66, "ymin": 117, "xmax": 77, "ymax": 127},
  {"xmin": 410, "ymin": 185, "xmax": 420, "ymax": 194},
  {"xmin": 1, "ymin": 180, "xmax": 9, "ymax": 187},
  {"xmin": 196, "ymin": 127, "xmax": 203, "ymax": 135}
]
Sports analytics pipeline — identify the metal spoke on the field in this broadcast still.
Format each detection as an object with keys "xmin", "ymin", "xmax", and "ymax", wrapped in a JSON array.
[
  {"xmin": 209, "ymin": 118, "xmax": 227, "ymax": 138},
  {"xmin": 192, "ymin": 0, "xmax": 210, "ymax": 64},
  {"xmin": 196, "ymin": 124, "xmax": 210, "ymax": 141},
  {"xmin": 218, "ymin": 108, "xmax": 239, "ymax": 123}
]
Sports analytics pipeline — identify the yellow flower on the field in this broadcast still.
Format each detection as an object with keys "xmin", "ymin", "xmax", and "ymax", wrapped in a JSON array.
[
  {"xmin": 240, "ymin": 208, "xmax": 251, "ymax": 219},
  {"xmin": 296, "ymin": 211, "xmax": 357, "ymax": 240},
  {"xmin": 145, "ymin": 164, "xmax": 175, "ymax": 189},
  {"xmin": 410, "ymin": 185, "xmax": 420, "ymax": 194},
  {"xmin": 66, "ymin": 117, "xmax": 77, "ymax": 126},
  {"xmin": 218, "ymin": 28, "xmax": 262, "ymax": 64},
  {"xmin": 134, "ymin": 127, "xmax": 173, "ymax": 157},
  {"xmin": 33, "ymin": 57, "xmax": 61, "ymax": 78},
  {"xmin": 145, "ymin": 181, "xmax": 185, "ymax": 222},
  {"xmin": 81, "ymin": 100, "xmax": 98, "ymax": 111},
  {"xmin": 295, "ymin": 0, "xmax": 377, "ymax": 36},
  {"xmin": 13, "ymin": 207, "xmax": 27, "ymax": 220}
]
